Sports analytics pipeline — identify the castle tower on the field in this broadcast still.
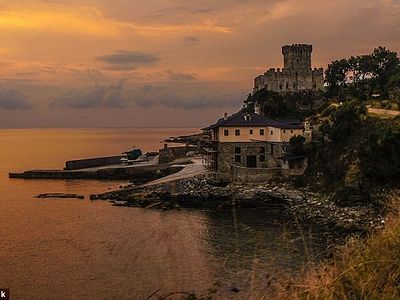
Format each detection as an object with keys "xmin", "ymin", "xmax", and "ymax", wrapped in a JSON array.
[
  {"xmin": 282, "ymin": 44, "xmax": 312, "ymax": 71},
  {"xmin": 253, "ymin": 44, "xmax": 323, "ymax": 93}
]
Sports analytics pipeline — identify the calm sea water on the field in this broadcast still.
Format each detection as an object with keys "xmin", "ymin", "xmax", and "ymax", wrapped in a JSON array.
[{"xmin": 0, "ymin": 128, "xmax": 330, "ymax": 299}]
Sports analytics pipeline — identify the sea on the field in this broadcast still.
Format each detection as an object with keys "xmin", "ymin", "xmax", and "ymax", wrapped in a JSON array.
[{"xmin": 0, "ymin": 128, "xmax": 331, "ymax": 299}]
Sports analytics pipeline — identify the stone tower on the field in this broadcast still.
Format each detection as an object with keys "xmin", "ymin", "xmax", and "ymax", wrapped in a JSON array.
[
  {"xmin": 282, "ymin": 44, "xmax": 312, "ymax": 71},
  {"xmin": 253, "ymin": 44, "xmax": 324, "ymax": 93}
]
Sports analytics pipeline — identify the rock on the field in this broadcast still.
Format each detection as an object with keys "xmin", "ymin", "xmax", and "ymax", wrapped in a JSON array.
[
  {"xmin": 113, "ymin": 200, "xmax": 128, "ymax": 206},
  {"xmin": 88, "ymin": 176, "xmax": 383, "ymax": 235},
  {"xmin": 36, "ymin": 193, "xmax": 84, "ymax": 199}
]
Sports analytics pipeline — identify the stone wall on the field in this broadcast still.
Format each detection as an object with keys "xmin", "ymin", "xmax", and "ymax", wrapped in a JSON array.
[
  {"xmin": 231, "ymin": 165, "xmax": 282, "ymax": 183},
  {"xmin": 65, "ymin": 155, "xmax": 123, "ymax": 170},
  {"xmin": 216, "ymin": 142, "xmax": 285, "ymax": 180},
  {"xmin": 158, "ymin": 145, "xmax": 197, "ymax": 164},
  {"xmin": 254, "ymin": 67, "xmax": 324, "ymax": 92},
  {"xmin": 214, "ymin": 141, "xmax": 309, "ymax": 182}
]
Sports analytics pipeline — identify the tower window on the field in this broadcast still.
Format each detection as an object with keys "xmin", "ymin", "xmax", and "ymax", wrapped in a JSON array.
[
  {"xmin": 235, "ymin": 129, "xmax": 240, "ymax": 136},
  {"xmin": 293, "ymin": 83, "xmax": 296, "ymax": 88},
  {"xmin": 286, "ymin": 83, "xmax": 289, "ymax": 89},
  {"xmin": 279, "ymin": 84, "xmax": 283, "ymax": 90},
  {"xmin": 283, "ymin": 130, "xmax": 286, "ymax": 133},
  {"xmin": 250, "ymin": 129, "xmax": 253, "ymax": 135},
  {"xmin": 271, "ymin": 130, "xmax": 273, "ymax": 135},
  {"xmin": 224, "ymin": 129, "xmax": 229, "ymax": 136},
  {"xmin": 313, "ymin": 83, "xmax": 317, "ymax": 89},
  {"xmin": 235, "ymin": 147, "xmax": 241, "ymax": 154},
  {"xmin": 260, "ymin": 155, "xmax": 266, "ymax": 162},
  {"xmin": 260, "ymin": 129, "xmax": 265, "ymax": 135}
]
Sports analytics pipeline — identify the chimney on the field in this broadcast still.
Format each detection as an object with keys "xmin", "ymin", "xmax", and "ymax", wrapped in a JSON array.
[{"xmin": 223, "ymin": 112, "xmax": 228, "ymax": 120}]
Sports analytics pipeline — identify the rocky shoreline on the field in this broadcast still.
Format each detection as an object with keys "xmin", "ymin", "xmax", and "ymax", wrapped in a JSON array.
[{"xmin": 91, "ymin": 176, "xmax": 385, "ymax": 236}]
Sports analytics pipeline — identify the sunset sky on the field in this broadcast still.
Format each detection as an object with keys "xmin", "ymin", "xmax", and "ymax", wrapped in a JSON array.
[{"xmin": 0, "ymin": 0, "xmax": 399, "ymax": 128}]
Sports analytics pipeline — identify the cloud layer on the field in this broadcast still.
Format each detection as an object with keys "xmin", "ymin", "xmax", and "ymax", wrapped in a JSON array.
[
  {"xmin": 0, "ymin": 87, "xmax": 33, "ymax": 109},
  {"xmin": 95, "ymin": 51, "xmax": 159, "ymax": 70},
  {"xmin": 0, "ymin": 0, "xmax": 399, "ymax": 127},
  {"xmin": 50, "ymin": 80, "xmax": 245, "ymax": 110}
]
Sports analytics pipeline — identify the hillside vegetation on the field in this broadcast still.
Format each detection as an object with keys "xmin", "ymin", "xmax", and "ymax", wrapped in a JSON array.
[{"xmin": 245, "ymin": 46, "xmax": 400, "ymax": 206}]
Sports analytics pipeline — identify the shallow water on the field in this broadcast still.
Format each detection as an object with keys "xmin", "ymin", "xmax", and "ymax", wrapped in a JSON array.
[{"xmin": 0, "ymin": 128, "xmax": 330, "ymax": 299}]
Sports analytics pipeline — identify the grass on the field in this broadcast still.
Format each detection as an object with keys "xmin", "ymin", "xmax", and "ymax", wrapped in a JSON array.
[{"xmin": 272, "ymin": 192, "xmax": 400, "ymax": 300}]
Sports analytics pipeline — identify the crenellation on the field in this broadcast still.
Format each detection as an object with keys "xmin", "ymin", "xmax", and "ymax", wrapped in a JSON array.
[{"xmin": 254, "ymin": 44, "xmax": 324, "ymax": 93}]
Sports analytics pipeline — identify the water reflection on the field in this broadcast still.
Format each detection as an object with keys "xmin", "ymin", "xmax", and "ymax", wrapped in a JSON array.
[{"xmin": 203, "ymin": 208, "xmax": 330, "ymax": 293}]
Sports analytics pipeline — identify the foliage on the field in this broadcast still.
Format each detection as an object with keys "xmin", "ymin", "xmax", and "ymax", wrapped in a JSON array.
[
  {"xmin": 244, "ymin": 89, "xmax": 326, "ymax": 119},
  {"xmin": 325, "ymin": 46, "xmax": 400, "ymax": 100},
  {"xmin": 289, "ymin": 135, "xmax": 306, "ymax": 156},
  {"xmin": 359, "ymin": 119, "xmax": 400, "ymax": 185},
  {"xmin": 320, "ymin": 100, "xmax": 366, "ymax": 142},
  {"xmin": 304, "ymin": 100, "xmax": 400, "ymax": 199}
]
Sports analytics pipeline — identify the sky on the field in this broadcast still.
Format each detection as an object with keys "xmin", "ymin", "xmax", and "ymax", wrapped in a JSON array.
[{"xmin": 0, "ymin": 0, "xmax": 399, "ymax": 128}]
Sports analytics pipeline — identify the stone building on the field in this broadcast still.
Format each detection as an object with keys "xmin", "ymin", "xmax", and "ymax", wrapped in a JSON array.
[
  {"xmin": 202, "ymin": 111, "xmax": 308, "ymax": 182},
  {"xmin": 253, "ymin": 44, "xmax": 324, "ymax": 93}
]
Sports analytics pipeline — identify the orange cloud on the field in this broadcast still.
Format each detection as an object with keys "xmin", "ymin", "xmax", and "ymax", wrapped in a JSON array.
[
  {"xmin": 0, "ymin": 4, "xmax": 232, "ymax": 37},
  {"xmin": 0, "ymin": 6, "xmax": 119, "ymax": 36}
]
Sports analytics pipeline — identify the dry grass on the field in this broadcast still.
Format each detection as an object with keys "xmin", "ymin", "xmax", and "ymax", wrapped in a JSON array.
[{"xmin": 270, "ymin": 193, "xmax": 400, "ymax": 300}]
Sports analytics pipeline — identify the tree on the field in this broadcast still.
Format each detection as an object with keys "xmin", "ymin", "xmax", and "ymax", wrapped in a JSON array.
[
  {"xmin": 324, "ymin": 47, "xmax": 400, "ymax": 100},
  {"xmin": 371, "ymin": 47, "xmax": 400, "ymax": 97},
  {"xmin": 322, "ymin": 100, "xmax": 367, "ymax": 142},
  {"xmin": 359, "ymin": 121, "xmax": 400, "ymax": 184},
  {"xmin": 325, "ymin": 59, "xmax": 350, "ymax": 97},
  {"xmin": 289, "ymin": 135, "xmax": 306, "ymax": 156}
]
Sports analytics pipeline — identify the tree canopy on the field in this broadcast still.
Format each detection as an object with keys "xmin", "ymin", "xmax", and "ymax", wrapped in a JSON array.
[{"xmin": 325, "ymin": 47, "xmax": 400, "ymax": 99}]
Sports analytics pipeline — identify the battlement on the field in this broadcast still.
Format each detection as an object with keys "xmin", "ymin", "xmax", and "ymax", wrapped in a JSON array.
[
  {"xmin": 312, "ymin": 67, "xmax": 324, "ymax": 76},
  {"xmin": 282, "ymin": 44, "xmax": 313, "ymax": 55}
]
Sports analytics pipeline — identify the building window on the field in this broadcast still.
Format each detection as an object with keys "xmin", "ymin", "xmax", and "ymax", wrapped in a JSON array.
[
  {"xmin": 260, "ymin": 155, "xmax": 265, "ymax": 162},
  {"xmin": 260, "ymin": 146, "xmax": 265, "ymax": 153},
  {"xmin": 271, "ymin": 130, "xmax": 273, "ymax": 135},
  {"xmin": 286, "ymin": 83, "xmax": 289, "ymax": 89},
  {"xmin": 235, "ymin": 155, "xmax": 241, "ymax": 163},
  {"xmin": 293, "ymin": 83, "xmax": 296, "ymax": 88},
  {"xmin": 235, "ymin": 129, "xmax": 240, "ymax": 136},
  {"xmin": 270, "ymin": 144, "xmax": 274, "ymax": 155},
  {"xmin": 290, "ymin": 130, "xmax": 293, "ymax": 133},
  {"xmin": 313, "ymin": 83, "xmax": 317, "ymax": 89},
  {"xmin": 250, "ymin": 129, "xmax": 253, "ymax": 135},
  {"xmin": 283, "ymin": 130, "xmax": 286, "ymax": 133},
  {"xmin": 260, "ymin": 129, "xmax": 265, "ymax": 135},
  {"xmin": 224, "ymin": 129, "xmax": 229, "ymax": 136},
  {"xmin": 235, "ymin": 147, "xmax": 241, "ymax": 154},
  {"xmin": 279, "ymin": 84, "xmax": 283, "ymax": 90}
]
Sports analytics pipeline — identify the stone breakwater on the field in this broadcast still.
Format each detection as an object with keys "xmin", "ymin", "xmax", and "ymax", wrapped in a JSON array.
[{"xmin": 92, "ymin": 177, "xmax": 384, "ymax": 235}]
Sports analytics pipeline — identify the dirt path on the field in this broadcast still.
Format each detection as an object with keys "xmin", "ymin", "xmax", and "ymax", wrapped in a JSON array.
[{"xmin": 368, "ymin": 107, "xmax": 400, "ymax": 118}]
